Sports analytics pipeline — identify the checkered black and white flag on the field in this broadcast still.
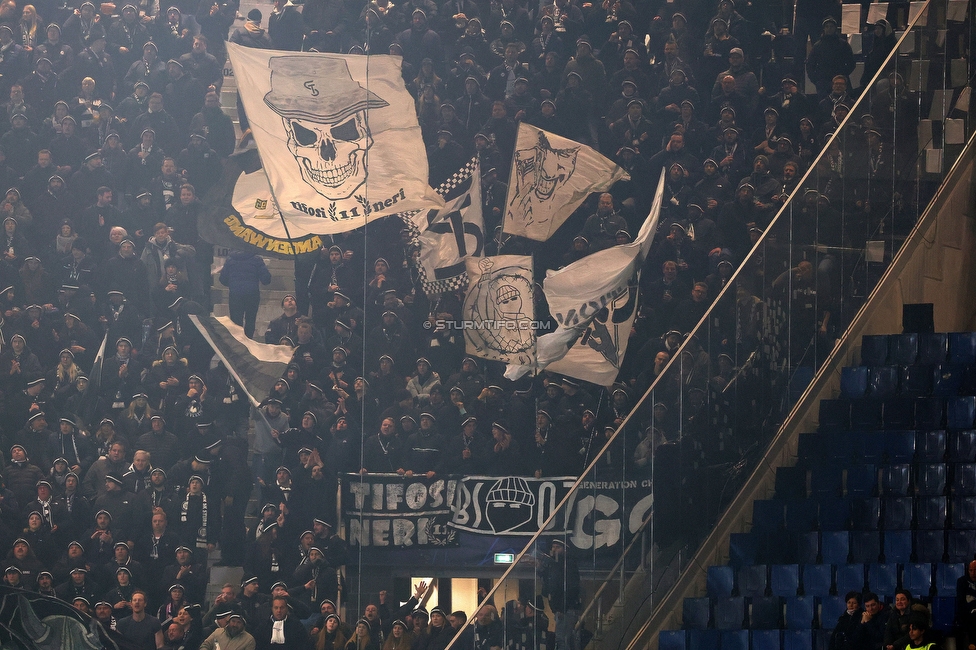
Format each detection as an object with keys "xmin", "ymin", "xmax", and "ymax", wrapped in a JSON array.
[{"xmin": 398, "ymin": 158, "xmax": 482, "ymax": 298}]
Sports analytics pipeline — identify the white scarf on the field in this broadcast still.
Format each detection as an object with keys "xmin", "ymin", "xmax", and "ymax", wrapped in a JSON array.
[{"xmin": 272, "ymin": 620, "xmax": 286, "ymax": 643}]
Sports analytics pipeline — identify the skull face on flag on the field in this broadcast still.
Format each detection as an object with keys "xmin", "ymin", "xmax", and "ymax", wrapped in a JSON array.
[{"xmin": 264, "ymin": 56, "xmax": 389, "ymax": 201}]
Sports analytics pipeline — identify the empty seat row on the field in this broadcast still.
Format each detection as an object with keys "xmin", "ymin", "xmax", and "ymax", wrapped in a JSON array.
[
  {"xmin": 840, "ymin": 364, "xmax": 976, "ymax": 400},
  {"xmin": 752, "ymin": 494, "xmax": 976, "ymax": 533},
  {"xmin": 683, "ymin": 594, "xmax": 954, "ymax": 633},
  {"xmin": 665, "ymin": 597, "xmax": 956, "ymax": 649},
  {"xmin": 796, "ymin": 430, "xmax": 976, "ymax": 467},
  {"xmin": 860, "ymin": 332, "xmax": 976, "ymax": 367},
  {"xmin": 819, "ymin": 396, "xmax": 976, "ymax": 431},
  {"xmin": 706, "ymin": 562, "xmax": 964, "ymax": 599},
  {"xmin": 776, "ymin": 462, "xmax": 976, "ymax": 500},
  {"xmin": 728, "ymin": 529, "xmax": 976, "ymax": 566}
]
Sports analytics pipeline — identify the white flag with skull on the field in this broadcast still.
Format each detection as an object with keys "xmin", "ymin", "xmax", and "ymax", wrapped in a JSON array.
[{"xmin": 227, "ymin": 44, "xmax": 444, "ymax": 236}]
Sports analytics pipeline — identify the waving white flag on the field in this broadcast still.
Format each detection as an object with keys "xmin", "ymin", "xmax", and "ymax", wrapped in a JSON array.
[
  {"xmin": 505, "ymin": 171, "xmax": 665, "ymax": 385},
  {"xmin": 502, "ymin": 124, "xmax": 629, "ymax": 241},
  {"xmin": 226, "ymin": 44, "xmax": 443, "ymax": 237},
  {"xmin": 417, "ymin": 170, "xmax": 484, "ymax": 296},
  {"xmin": 463, "ymin": 255, "xmax": 535, "ymax": 365}
]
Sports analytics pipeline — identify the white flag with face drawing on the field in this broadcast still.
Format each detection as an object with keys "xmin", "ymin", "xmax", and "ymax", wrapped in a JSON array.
[
  {"xmin": 502, "ymin": 124, "xmax": 630, "ymax": 241},
  {"xmin": 226, "ymin": 44, "xmax": 444, "ymax": 237}
]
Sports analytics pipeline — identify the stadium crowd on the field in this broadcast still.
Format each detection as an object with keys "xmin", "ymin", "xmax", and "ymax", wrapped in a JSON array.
[{"xmin": 0, "ymin": 0, "xmax": 958, "ymax": 644}]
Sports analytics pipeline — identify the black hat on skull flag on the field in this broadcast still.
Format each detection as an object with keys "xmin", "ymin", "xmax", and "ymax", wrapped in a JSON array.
[{"xmin": 264, "ymin": 57, "xmax": 389, "ymax": 123}]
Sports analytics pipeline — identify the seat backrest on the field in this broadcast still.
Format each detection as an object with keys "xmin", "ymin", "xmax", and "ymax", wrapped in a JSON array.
[
  {"xmin": 682, "ymin": 597, "xmax": 710, "ymax": 630},
  {"xmin": 707, "ymin": 565, "xmax": 734, "ymax": 599},
  {"xmin": 785, "ymin": 597, "xmax": 816, "ymax": 630},
  {"xmin": 801, "ymin": 564, "xmax": 833, "ymax": 598},
  {"xmin": 770, "ymin": 564, "xmax": 800, "ymax": 598},
  {"xmin": 902, "ymin": 562, "xmax": 933, "ymax": 597},
  {"xmin": 714, "ymin": 596, "xmax": 746, "ymax": 630},
  {"xmin": 867, "ymin": 563, "xmax": 899, "ymax": 597}
]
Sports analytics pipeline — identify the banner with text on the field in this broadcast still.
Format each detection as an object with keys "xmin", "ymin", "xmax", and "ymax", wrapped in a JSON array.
[{"xmin": 343, "ymin": 474, "xmax": 653, "ymax": 551}]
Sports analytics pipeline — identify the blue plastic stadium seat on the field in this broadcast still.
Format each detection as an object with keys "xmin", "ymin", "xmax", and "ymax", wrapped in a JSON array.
[
  {"xmin": 861, "ymin": 335, "xmax": 889, "ymax": 366},
  {"xmin": 802, "ymin": 564, "xmax": 833, "ymax": 598},
  {"xmin": 820, "ymin": 532, "xmax": 850, "ymax": 565},
  {"xmin": 953, "ymin": 463, "xmax": 976, "ymax": 496},
  {"xmin": 751, "ymin": 630, "xmax": 781, "ymax": 650},
  {"xmin": 776, "ymin": 466, "xmax": 807, "ymax": 500},
  {"xmin": 714, "ymin": 596, "xmax": 746, "ymax": 630},
  {"xmin": 881, "ymin": 464, "xmax": 912, "ymax": 497},
  {"xmin": 883, "ymin": 530, "xmax": 913, "ymax": 563},
  {"xmin": 867, "ymin": 563, "xmax": 898, "ymax": 597},
  {"xmin": 707, "ymin": 566, "xmax": 735, "ymax": 598},
  {"xmin": 933, "ymin": 364, "xmax": 966, "ymax": 397},
  {"xmin": 683, "ymin": 597, "xmax": 711, "ymax": 630},
  {"xmin": 883, "ymin": 497, "xmax": 914, "ymax": 529},
  {"xmin": 890, "ymin": 334, "xmax": 919, "ymax": 365},
  {"xmin": 841, "ymin": 367, "xmax": 869, "ymax": 399},
  {"xmin": 737, "ymin": 565, "xmax": 768, "ymax": 599},
  {"xmin": 936, "ymin": 563, "xmax": 964, "ymax": 595},
  {"xmin": 730, "ymin": 533, "xmax": 758, "ymax": 568},
  {"xmin": 797, "ymin": 433, "xmax": 826, "ymax": 467},
  {"xmin": 868, "ymin": 366, "xmax": 899, "ymax": 398},
  {"xmin": 771, "ymin": 565, "xmax": 800, "ymax": 598},
  {"xmin": 814, "ymin": 630, "xmax": 831, "ymax": 650},
  {"xmin": 688, "ymin": 630, "xmax": 720, "ymax": 650},
  {"xmin": 659, "ymin": 630, "xmax": 686, "ymax": 650},
  {"xmin": 900, "ymin": 365, "xmax": 934, "ymax": 397},
  {"xmin": 783, "ymin": 629, "xmax": 814, "ymax": 650},
  {"xmin": 851, "ymin": 498, "xmax": 881, "ymax": 530},
  {"xmin": 819, "ymin": 400, "xmax": 850, "ymax": 432},
  {"xmin": 810, "ymin": 468, "xmax": 843, "ymax": 498},
  {"xmin": 947, "ymin": 396, "xmax": 976, "ymax": 429},
  {"xmin": 885, "ymin": 432, "xmax": 917, "ymax": 464},
  {"xmin": 947, "ymin": 530, "xmax": 976, "ymax": 562},
  {"xmin": 950, "ymin": 431, "xmax": 976, "ymax": 462},
  {"xmin": 916, "ymin": 463, "xmax": 947, "ymax": 496},
  {"xmin": 721, "ymin": 630, "xmax": 749, "ymax": 650},
  {"xmin": 902, "ymin": 563, "xmax": 933, "ymax": 597},
  {"xmin": 919, "ymin": 333, "xmax": 949, "ymax": 365},
  {"xmin": 917, "ymin": 496, "xmax": 947, "ymax": 529},
  {"xmin": 825, "ymin": 432, "xmax": 855, "ymax": 465},
  {"xmin": 850, "ymin": 531, "xmax": 881, "ymax": 564},
  {"xmin": 834, "ymin": 564, "xmax": 864, "ymax": 596},
  {"xmin": 883, "ymin": 399, "xmax": 914, "ymax": 429},
  {"xmin": 818, "ymin": 496, "xmax": 851, "ymax": 531},
  {"xmin": 916, "ymin": 530, "xmax": 946, "ymax": 564},
  {"xmin": 932, "ymin": 597, "xmax": 956, "ymax": 632},
  {"xmin": 820, "ymin": 596, "xmax": 847, "ymax": 631},
  {"xmin": 786, "ymin": 500, "xmax": 820, "ymax": 533},
  {"xmin": 916, "ymin": 431, "xmax": 948, "ymax": 462},
  {"xmin": 750, "ymin": 596, "xmax": 782, "ymax": 629},
  {"xmin": 795, "ymin": 533, "xmax": 820, "ymax": 565},
  {"xmin": 853, "ymin": 400, "xmax": 885, "ymax": 431},
  {"xmin": 856, "ymin": 433, "xmax": 886, "ymax": 465},
  {"xmin": 915, "ymin": 399, "xmax": 946, "ymax": 430},
  {"xmin": 785, "ymin": 597, "xmax": 815, "ymax": 630},
  {"xmin": 953, "ymin": 494, "xmax": 976, "ymax": 528},
  {"xmin": 846, "ymin": 465, "xmax": 877, "ymax": 498},
  {"xmin": 949, "ymin": 332, "xmax": 976, "ymax": 365},
  {"xmin": 758, "ymin": 531, "xmax": 792, "ymax": 565},
  {"xmin": 754, "ymin": 500, "xmax": 786, "ymax": 531}
]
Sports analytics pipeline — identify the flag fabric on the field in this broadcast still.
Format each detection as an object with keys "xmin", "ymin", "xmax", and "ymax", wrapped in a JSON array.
[
  {"xmin": 462, "ymin": 255, "xmax": 535, "ymax": 365},
  {"xmin": 226, "ymin": 44, "xmax": 444, "ymax": 237},
  {"xmin": 505, "ymin": 171, "xmax": 666, "ymax": 385},
  {"xmin": 188, "ymin": 315, "xmax": 293, "ymax": 407},
  {"xmin": 502, "ymin": 124, "xmax": 629, "ymax": 241},
  {"xmin": 416, "ymin": 168, "xmax": 485, "ymax": 296}
]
